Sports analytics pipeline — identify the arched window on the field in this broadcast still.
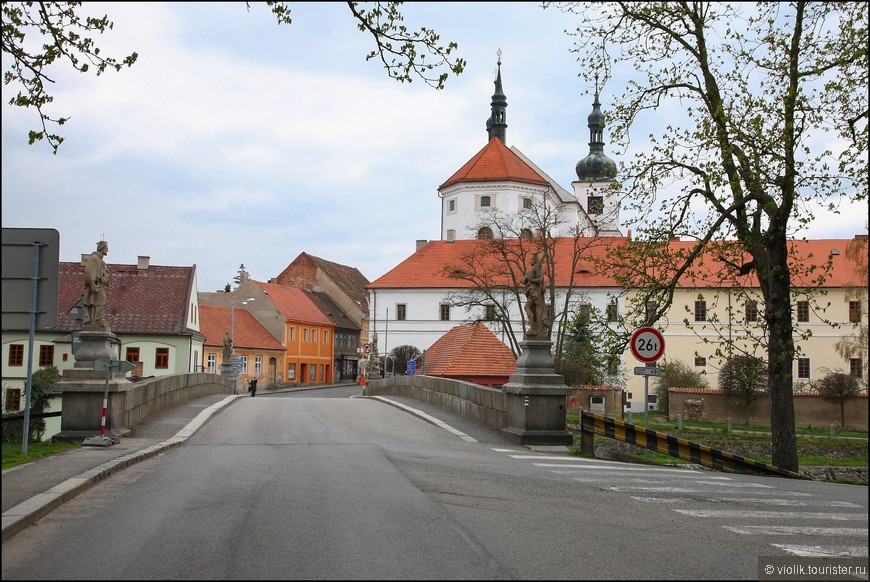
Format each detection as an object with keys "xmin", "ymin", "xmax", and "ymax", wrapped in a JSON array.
[
  {"xmin": 477, "ymin": 227, "xmax": 493, "ymax": 239},
  {"xmin": 520, "ymin": 228, "xmax": 533, "ymax": 239}
]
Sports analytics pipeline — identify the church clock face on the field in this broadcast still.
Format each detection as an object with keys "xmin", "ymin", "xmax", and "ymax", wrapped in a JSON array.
[{"xmin": 588, "ymin": 195, "xmax": 604, "ymax": 215}]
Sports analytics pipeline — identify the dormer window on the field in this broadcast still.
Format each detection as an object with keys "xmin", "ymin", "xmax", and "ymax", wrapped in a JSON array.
[{"xmin": 477, "ymin": 227, "xmax": 493, "ymax": 239}]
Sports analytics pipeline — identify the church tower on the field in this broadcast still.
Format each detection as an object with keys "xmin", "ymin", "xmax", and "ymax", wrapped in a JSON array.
[
  {"xmin": 572, "ymin": 81, "xmax": 621, "ymax": 236},
  {"xmin": 486, "ymin": 52, "xmax": 507, "ymax": 143}
]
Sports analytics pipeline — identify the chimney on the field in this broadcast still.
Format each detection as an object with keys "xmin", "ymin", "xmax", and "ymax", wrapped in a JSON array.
[
  {"xmin": 416, "ymin": 240, "xmax": 427, "ymax": 251},
  {"xmin": 137, "ymin": 256, "xmax": 150, "ymax": 270}
]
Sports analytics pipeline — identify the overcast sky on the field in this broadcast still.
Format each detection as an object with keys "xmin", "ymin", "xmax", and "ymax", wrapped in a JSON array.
[{"xmin": 2, "ymin": 2, "xmax": 866, "ymax": 293}]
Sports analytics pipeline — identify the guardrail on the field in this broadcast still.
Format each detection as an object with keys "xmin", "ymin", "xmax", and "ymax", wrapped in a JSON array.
[{"xmin": 578, "ymin": 410, "xmax": 806, "ymax": 479}]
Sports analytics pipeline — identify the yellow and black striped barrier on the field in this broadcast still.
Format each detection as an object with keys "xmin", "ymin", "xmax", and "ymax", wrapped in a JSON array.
[{"xmin": 579, "ymin": 411, "xmax": 806, "ymax": 479}]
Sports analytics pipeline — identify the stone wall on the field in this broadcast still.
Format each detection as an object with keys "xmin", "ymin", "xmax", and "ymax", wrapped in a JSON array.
[
  {"xmin": 668, "ymin": 389, "xmax": 869, "ymax": 431},
  {"xmin": 366, "ymin": 374, "xmax": 507, "ymax": 432},
  {"xmin": 55, "ymin": 373, "xmax": 235, "ymax": 436}
]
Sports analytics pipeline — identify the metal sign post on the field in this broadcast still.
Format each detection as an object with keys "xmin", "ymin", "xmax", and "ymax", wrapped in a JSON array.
[
  {"xmin": 2, "ymin": 228, "xmax": 59, "ymax": 457},
  {"xmin": 631, "ymin": 328, "xmax": 665, "ymax": 461},
  {"xmin": 84, "ymin": 359, "xmax": 136, "ymax": 446}
]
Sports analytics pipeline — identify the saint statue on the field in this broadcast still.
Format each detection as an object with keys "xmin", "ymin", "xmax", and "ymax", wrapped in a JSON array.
[
  {"xmin": 523, "ymin": 251, "xmax": 549, "ymax": 339},
  {"xmin": 222, "ymin": 332, "xmax": 233, "ymax": 361},
  {"xmin": 83, "ymin": 240, "xmax": 110, "ymax": 330}
]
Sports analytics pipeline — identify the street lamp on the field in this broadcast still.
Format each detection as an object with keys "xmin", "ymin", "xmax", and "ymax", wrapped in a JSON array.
[
  {"xmin": 230, "ymin": 297, "xmax": 255, "ymax": 347},
  {"xmin": 230, "ymin": 297, "xmax": 254, "ymax": 393}
]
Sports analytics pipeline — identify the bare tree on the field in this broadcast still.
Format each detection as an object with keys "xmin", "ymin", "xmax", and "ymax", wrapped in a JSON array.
[
  {"xmin": 556, "ymin": 1, "xmax": 868, "ymax": 471},
  {"xmin": 817, "ymin": 371, "xmax": 862, "ymax": 429},
  {"xmin": 719, "ymin": 355, "xmax": 768, "ymax": 425},
  {"xmin": 441, "ymin": 199, "xmax": 607, "ymax": 366}
]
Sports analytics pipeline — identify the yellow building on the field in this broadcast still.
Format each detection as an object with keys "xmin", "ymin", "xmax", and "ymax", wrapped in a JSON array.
[{"xmin": 623, "ymin": 236, "xmax": 868, "ymax": 410}]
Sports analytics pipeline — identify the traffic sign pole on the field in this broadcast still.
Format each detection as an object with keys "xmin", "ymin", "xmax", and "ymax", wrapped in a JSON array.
[{"xmin": 630, "ymin": 327, "xmax": 665, "ymax": 460}]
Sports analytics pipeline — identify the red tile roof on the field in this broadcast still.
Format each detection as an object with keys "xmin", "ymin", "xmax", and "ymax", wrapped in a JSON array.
[
  {"xmin": 199, "ymin": 305, "xmax": 285, "ymax": 351},
  {"xmin": 439, "ymin": 137, "xmax": 550, "ymax": 190},
  {"xmin": 55, "ymin": 261, "xmax": 196, "ymax": 335},
  {"xmin": 369, "ymin": 238, "xmax": 623, "ymax": 289},
  {"xmin": 273, "ymin": 252, "xmax": 370, "ymax": 312},
  {"xmin": 252, "ymin": 281, "xmax": 334, "ymax": 327},
  {"xmin": 424, "ymin": 322, "xmax": 516, "ymax": 378},
  {"xmin": 369, "ymin": 236, "xmax": 867, "ymax": 290}
]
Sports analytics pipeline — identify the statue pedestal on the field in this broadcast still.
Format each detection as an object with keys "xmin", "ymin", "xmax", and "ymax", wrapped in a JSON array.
[
  {"xmin": 220, "ymin": 362, "xmax": 237, "ymax": 393},
  {"xmin": 53, "ymin": 330, "xmax": 131, "ymax": 440},
  {"xmin": 501, "ymin": 340, "xmax": 573, "ymax": 446}
]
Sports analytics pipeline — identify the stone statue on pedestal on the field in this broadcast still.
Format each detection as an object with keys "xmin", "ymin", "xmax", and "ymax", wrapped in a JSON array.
[
  {"xmin": 523, "ymin": 251, "xmax": 549, "ymax": 339},
  {"xmin": 83, "ymin": 240, "xmax": 110, "ymax": 330}
]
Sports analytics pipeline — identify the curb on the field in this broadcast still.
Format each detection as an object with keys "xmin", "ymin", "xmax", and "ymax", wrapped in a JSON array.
[{"xmin": 1, "ymin": 394, "xmax": 240, "ymax": 543}]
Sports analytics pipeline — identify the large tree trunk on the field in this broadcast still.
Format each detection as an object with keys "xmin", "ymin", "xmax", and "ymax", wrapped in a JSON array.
[{"xmin": 755, "ymin": 236, "xmax": 799, "ymax": 472}]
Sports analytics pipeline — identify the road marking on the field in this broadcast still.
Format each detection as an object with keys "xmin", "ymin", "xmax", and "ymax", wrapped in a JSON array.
[
  {"xmin": 724, "ymin": 525, "xmax": 868, "ymax": 537},
  {"xmin": 772, "ymin": 544, "xmax": 868, "ymax": 558},
  {"xmin": 716, "ymin": 498, "xmax": 862, "ymax": 507},
  {"xmin": 675, "ymin": 509, "xmax": 867, "ymax": 521}
]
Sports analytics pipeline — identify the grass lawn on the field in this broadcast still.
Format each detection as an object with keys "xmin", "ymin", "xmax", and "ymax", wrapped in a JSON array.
[{"xmin": 2, "ymin": 440, "xmax": 80, "ymax": 470}]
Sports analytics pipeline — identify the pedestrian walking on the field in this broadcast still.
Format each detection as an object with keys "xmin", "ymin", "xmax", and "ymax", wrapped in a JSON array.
[{"xmin": 249, "ymin": 378, "xmax": 257, "ymax": 397}]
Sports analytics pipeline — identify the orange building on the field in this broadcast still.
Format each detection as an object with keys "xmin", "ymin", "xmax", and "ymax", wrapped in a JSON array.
[{"xmin": 250, "ymin": 281, "xmax": 335, "ymax": 385}]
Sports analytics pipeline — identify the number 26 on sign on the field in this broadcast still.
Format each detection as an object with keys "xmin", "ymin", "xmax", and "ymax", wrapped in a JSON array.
[{"xmin": 630, "ymin": 327, "xmax": 665, "ymax": 363}]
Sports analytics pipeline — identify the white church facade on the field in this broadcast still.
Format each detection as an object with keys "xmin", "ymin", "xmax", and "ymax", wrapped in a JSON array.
[{"xmin": 368, "ymin": 58, "xmax": 626, "ymax": 366}]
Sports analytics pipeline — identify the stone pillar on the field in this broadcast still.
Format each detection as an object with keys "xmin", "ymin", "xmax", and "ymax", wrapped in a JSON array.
[
  {"xmin": 220, "ymin": 361, "xmax": 237, "ymax": 394},
  {"xmin": 500, "ymin": 340, "xmax": 573, "ymax": 446},
  {"xmin": 52, "ymin": 330, "xmax": 132, "ymax": 441}
]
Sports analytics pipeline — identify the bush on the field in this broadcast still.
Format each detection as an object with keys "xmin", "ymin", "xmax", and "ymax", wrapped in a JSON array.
[{"xmin": 1, "ymin": 366, "xmax": 60, "ymax": 444}]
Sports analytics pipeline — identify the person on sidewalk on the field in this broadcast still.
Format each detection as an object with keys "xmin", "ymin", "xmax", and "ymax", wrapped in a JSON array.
[{"xmin": 249, "ymin": 378, "xmax": 257, "ymax": 397}]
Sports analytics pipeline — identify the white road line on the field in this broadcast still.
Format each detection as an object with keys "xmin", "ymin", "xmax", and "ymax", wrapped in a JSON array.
[
  {"xmin": 688, "ymin": 481, "xmax": 773, "ymax": 488},
  {"xmin": 631, "ymin": 496, "xmax": 692, "ymax": 503},
  {"xmin": 532, "ymin": 462, "xmax": 701, "ymax": 473},
  {"xmin": 724, "ymin": 525, "xmax": 868, "ymax": 537},
  {"xmin": 676, "ymin": 509, "xmax": 867, "ymax": 521},
  {"xmin": 716, "ymin": 498, "xmax": 862, "ymax": 507},
  {"xmin": 550, "ymin": 468, "xmax": 730, "ymax": 478},
  {"xmin": 772, "ymin": 544, "xmax": 868, "ymax": 558},
  {"xmin": 604, "ymin": 486, "xmax": 810, "ymax": 494}
]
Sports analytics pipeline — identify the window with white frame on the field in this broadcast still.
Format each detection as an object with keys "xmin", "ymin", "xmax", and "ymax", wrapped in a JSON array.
[
  {"xmin": 255, "ymin": 356, "xmax": 262, "ymax": 376},
  {"xmin": 207, "ymin": 353, "xmax": 216, "ymax": 373},
  {"xmin": 323, "ymin": 330, "xmax": 329, "ymax": 345},
  {"xmin": 797, "ymin": 357, "xmax": 810, "ymax": 379},
  {"xmin": 396, "ymin": 304, "xmax": 406, "ymax": 321},
  {"xmin": 288, "ymin": 363, "xmax": 296, "ymax": 380},
  {"xmin": 440, "ymin": 304, "xmax": 450, "ymax": 321}
]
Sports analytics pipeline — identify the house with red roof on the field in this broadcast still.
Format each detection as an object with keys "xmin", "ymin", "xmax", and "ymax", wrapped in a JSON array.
[
  {"xmin": 622, "ymin": 235, "xmax": 869, "ymax": 411},
  {"xmin": 199, "ymin": 305, "xmax": 286, "ymax": 388},
  {"xmin": 423, "ymin": 323, "xmax": 516, "ymax": 388},
  {"xmin": 270, "ymin": 252, "xmax": 369, "ymax": 380},
  {"xmin": 367, "ymin": 237, "xmax": 624, "ymax": 370},
  {"xmin": 199, "ymin": 278, "xmax": 337, "ymax": 386},
  {"xmin": 2, "ymin": 256, "xmax": 204, "ymax": 415}
]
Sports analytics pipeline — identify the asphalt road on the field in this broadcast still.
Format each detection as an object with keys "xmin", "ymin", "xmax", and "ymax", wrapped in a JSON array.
[{"xmin": 2, "ymin": 390, "xmax": 867, "ymax": 580}]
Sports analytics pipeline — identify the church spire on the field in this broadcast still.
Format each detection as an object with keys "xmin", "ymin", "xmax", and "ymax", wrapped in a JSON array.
[
  {"xmin": 486, "ymin": 49, "xmax": 507, "ymax": 143},
  {"xmin": 576, "ymin": 74, "xmax": 617, "ymax": 181}
]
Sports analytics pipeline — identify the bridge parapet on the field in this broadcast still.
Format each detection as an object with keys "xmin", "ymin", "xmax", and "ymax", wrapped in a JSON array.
[
  {"xmin": 366, "ymin": 375, "xmax": 508, "ymax": 432},
  {"xmin": 53, "ymin": 373, "xmax": 234, "ymax": 440}
]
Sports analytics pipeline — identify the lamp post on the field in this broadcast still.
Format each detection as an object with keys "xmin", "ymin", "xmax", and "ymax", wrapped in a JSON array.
[{"xmin": 230, "ymin": 297, "xmax": 255, "ymax": 392}]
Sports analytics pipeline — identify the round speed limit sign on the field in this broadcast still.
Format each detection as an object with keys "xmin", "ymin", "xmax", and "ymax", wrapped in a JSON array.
[{"xmin": 630, "ymin": 327, "xmax": 665, "ymax": 363}]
